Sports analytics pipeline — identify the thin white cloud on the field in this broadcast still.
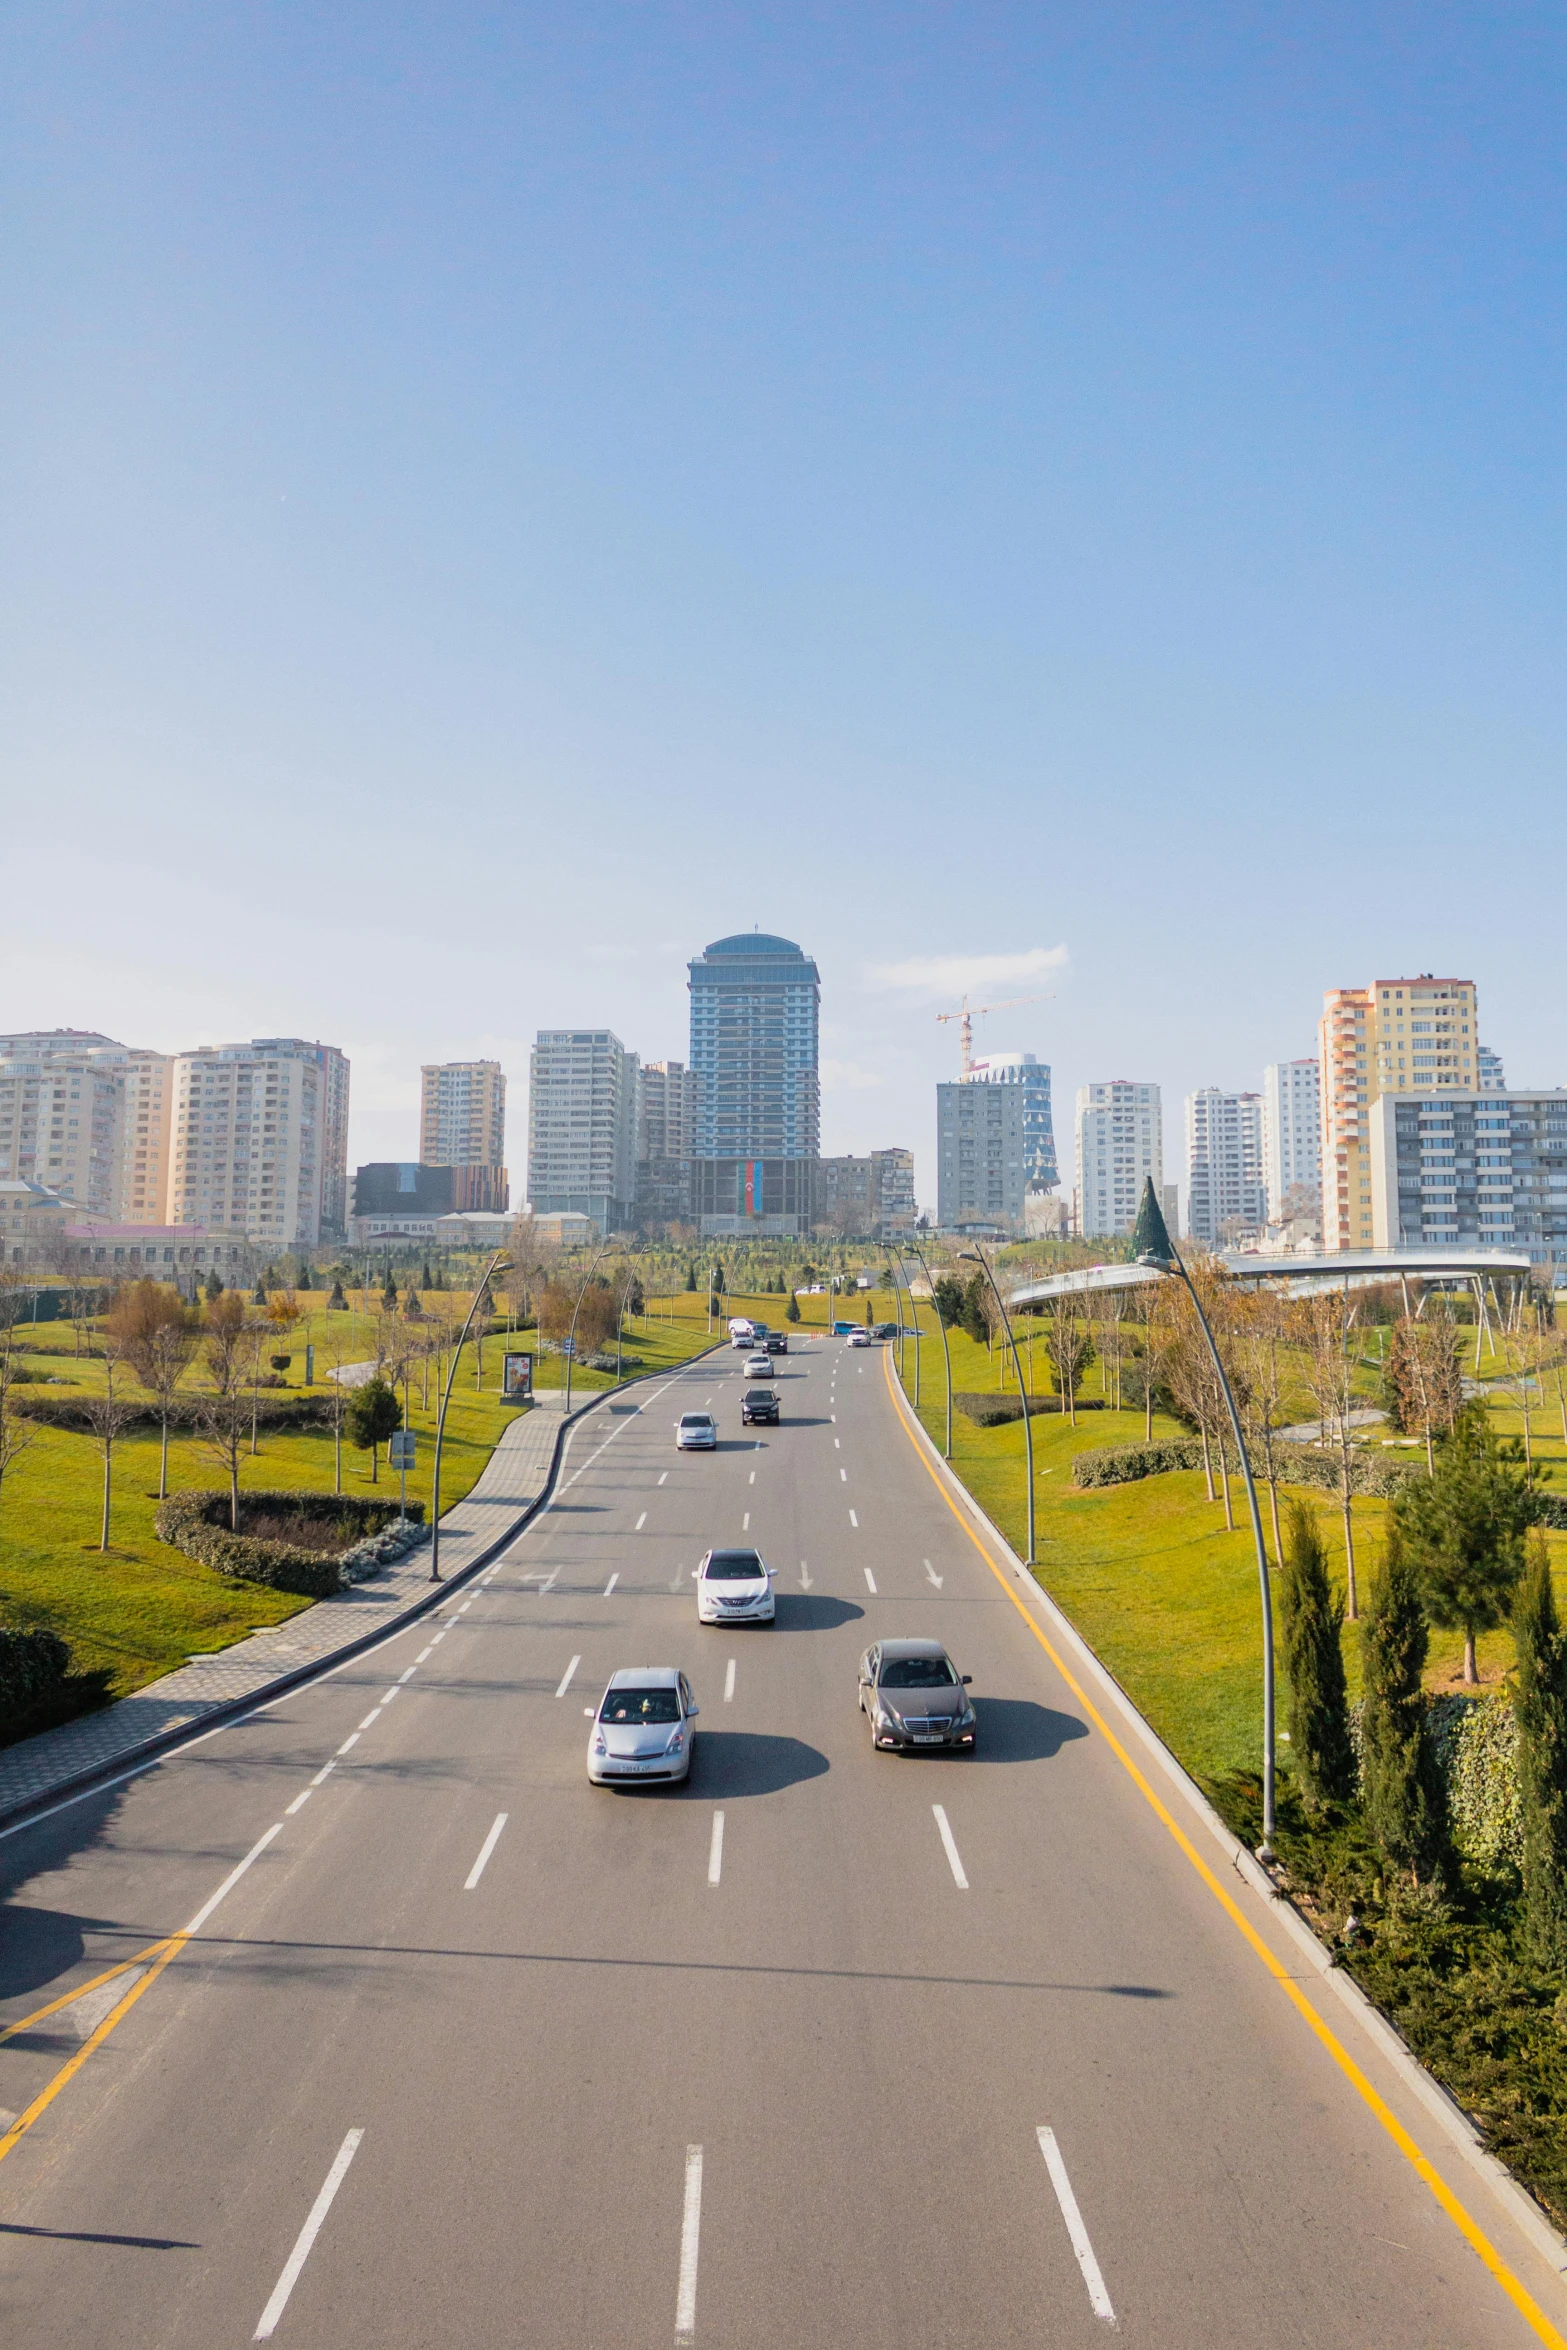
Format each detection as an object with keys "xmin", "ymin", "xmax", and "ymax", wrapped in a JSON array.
[
  {"xmin": 821, "ymin": 1057, "xmax": 884, "ymax": 1092},
  {"xmin": 864, "ymin": 944, "xmax": 1069, "ymax": 1000}
]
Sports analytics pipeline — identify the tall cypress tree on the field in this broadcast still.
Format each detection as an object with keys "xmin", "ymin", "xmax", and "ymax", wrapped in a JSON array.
[
  {"xmin": 1360, "ymin": 1526, "xmax": 1446, "ymax": 1881},
  {"xmin": 1279, "ymin": 1500, "xmax": 1355, "ymax": 1809},
  {"xmin": 1514, "ymin": 1530, "xmax": 1567, "ymax": 1966}
]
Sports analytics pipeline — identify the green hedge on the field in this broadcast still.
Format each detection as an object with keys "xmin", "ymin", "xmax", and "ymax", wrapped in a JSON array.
[
  {"xmin": 154, "ymin": 1488, "xmax": 420, "ymax": 1598},
  {"xmin": 15, "ymin": 1392, "xmax": 336, "ymax": 1436},
  {"xmin": 1429, "ymin": 1692, "xmax": 1523, "ymax": 1873},
  {"xmin": 1071, "ymin": 1436, "xmax": 1419, "ymax": 1497}
]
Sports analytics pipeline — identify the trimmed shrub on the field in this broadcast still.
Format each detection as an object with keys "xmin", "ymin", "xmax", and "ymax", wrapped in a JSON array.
[
  {"xmin": 1072, "ymin": 1440, "xmax": 1204, "ymax": 1486},
  {"xmin": 1427, "ymin": 1693, "xmax": 1523, "ymax": 1876},
  {"xmin": 0, "ymin": 1627, "xmax": 71, "ymax": 1728},
  {"xmin": 155, "ymin": 1490, "xmax": 424, "ymax": 1598},
  {"xmin": 14, "ymin": 1391, "xmax": 335, "ymax": 1436},
  {"xmin": 957, "ymin": 1393, "xmax": 1105, "ymax": 1429}
]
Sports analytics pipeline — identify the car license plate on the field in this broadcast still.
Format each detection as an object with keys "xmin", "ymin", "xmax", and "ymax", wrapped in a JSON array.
[{"xmin": 913, "ymin": 1732, "xmax": 944, "ymax": 1744}]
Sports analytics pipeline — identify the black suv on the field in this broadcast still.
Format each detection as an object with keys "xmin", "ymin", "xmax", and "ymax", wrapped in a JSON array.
[
  {"xmin": 765, "ymin": 1331, "xmax": 788, "ymax": 1354},
  {"xmin": 741, "ymin": 1385, "xmax": 780, "ymax": 1425}
]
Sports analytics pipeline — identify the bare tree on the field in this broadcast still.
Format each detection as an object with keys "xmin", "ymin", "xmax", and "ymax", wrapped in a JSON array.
[
  {"xmin": 107, "ymin": 1278, "xmax": 199, "ymax": 1500},
  {"xmin": 1043, "ymin": 1301, "xmax": 1096, "ymax": 1427},
  {"xmin": 79, "ymin": 1337, "xmax": 143, "ymax": 1553},
  {"xmin": 1295, "ymin": 1292, "xmax": 1361, "ymax": 1619},
  {"xmin": 0, "ymin": 1274, "xmax": 38, "ymax": 1520},
  {"xmin": 197, "ymin": 1290, "xmax": 256, "ymax": 1529}
]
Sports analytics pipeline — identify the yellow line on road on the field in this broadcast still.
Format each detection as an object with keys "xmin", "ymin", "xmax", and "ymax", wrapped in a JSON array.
[
  {"xmin": 0, "ymin": 1936, "xmax": 188, "ymax": 2167},
  {"xmin": 884, "ymin": 1346, "xmax": 1567, "ymax": 2350},
  {"xmin": 0, "ymin": 1938, "xmax": 178, "ymax": 2048}
]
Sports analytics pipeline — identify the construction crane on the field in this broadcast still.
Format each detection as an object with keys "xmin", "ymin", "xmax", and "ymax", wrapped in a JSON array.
[{"xmin": 936, "ymin": 991, "xmax": 1053, "ymax": 1077}]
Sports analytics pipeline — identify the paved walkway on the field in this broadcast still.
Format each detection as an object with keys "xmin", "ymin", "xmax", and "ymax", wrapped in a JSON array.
[{"xmin": 0, "ymin": 1392, "xmax": 578, "ymax": 1824}]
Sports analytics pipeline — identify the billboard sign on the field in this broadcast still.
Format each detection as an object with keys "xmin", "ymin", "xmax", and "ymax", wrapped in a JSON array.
[{"xmin": 502, "ymin": 1351, "xmax": 534, "ymax": 1400}]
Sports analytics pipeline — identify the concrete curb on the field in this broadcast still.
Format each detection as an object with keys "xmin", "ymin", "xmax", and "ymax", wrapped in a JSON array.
[
  {"xmin": 885, "ymin": 1356, "xmax": 1567, "ymax": 2282},
  {"xmin": 0, "ymin": 1352, "xmax": 719, "ymax": 1840}
]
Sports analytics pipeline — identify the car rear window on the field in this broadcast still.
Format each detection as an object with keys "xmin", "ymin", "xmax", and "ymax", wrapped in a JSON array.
[
  {"xmin": 600, "ymin": 1689, "xmax": 681, "ymax": 1723},
  {"xmin": 879, "ymin": 1657, "xmax": 957, "ymax": 1688},
  {"xmin": 705, "ymin": 1551, "xmax": 765, "ymax": 1579}
]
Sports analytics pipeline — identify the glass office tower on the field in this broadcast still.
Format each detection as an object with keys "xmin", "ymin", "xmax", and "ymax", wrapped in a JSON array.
[{"xmin": 688, "ymin": 932, "xmax": 820, "ymax": 1236}]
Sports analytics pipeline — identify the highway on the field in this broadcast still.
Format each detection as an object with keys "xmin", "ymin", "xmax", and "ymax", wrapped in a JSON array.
[{"xmin": 0, "ymin": 1332, "xmax": 1563, "ymax": 2346}]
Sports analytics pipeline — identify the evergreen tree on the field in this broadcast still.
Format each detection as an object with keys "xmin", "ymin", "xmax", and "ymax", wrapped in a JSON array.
[
  {"xmin": 712, "ymin": 1263, "xmax": 726, "ymax": 1294},
  {"xmin": 1513, "ymin": 1530, "xmax": 1567, "ymax": 1966},
  {"xmin": 422, "ymin": 1260, "xmax": 433, "ymax": 1289},
  {"xmin": 346, "ymin": 1375, "xmax": 401, "ymax": 1482},
  {"xmin": 252, "ymin": 1280, "xmax": 268, "ymax": 1306},
  {"xmin": 1360, "ymin": 1528, "xmax": 1446, "ymax": 1881},
  {"xmin": 959, "ymin": 1274, "xmax": 991, "ymax": 1348},
  {"xmin": 785, "ymin": 1290, "xmax": 800, "ymax": 1324},
  {"xmin": 296, "ymin": 1259, "xmax": 315, "ymax": 1291},
  {"xmin": 1278, "ymin": 1500, "xmax": 1355, "ymax": 1808},
  {"xmin": 685, "ymin": 1263, "xmax": 697, "ymax": 1292},
  {"xmin": 203, "ymin": 1269, "xmax": 225, "ymax": 1302},
  {"xmin": 382, "ymin": 1275, "xmax": 398, "ymax": 1310},
  {"xmin": 327, "ymin": 1279, "xmax": 348, "ymax": 1312},
  {"xmin": 1393, "ymin": 1403, "xmax": 1531, "ymax": 1682},
  {"xmin": 932, "ymin": 1274, "xmax": 966, "ymax": 1328}
]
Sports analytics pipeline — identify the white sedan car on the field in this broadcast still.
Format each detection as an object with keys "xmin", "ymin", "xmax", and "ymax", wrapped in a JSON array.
[
  {"xmin": 744, "ymin": 1351, "xmax": 773, "ymax": 1379},
  {"xmin": 587, "ymin": 1668, "xmax": 698, "ymax": 1784},
  {"xmin": 848, "ymin": 1328, "xmax": 873, "ymax": 1348},
  {"xmin": 676, "ymin": 1411, "xmax": 718, "ymax": 1450},
  {"xmin": 694, "ymin": 1546, "xmax": 777, "ymax": 1625}
]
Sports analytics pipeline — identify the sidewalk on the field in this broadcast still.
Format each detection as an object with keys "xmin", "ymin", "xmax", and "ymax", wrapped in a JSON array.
[{"xmin": 0, "ymin": 1390, "xmax": 580, "ymax": 1828}]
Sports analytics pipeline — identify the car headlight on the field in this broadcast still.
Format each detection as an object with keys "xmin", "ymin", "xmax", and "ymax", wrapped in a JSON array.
[
  {"xmin": 666, "ymin": 1728, "xmax": 685, "ymax": 1753},
  {"xmin": 592, "ymin": 1732, "xmax": 607, "ymax": 1754}
]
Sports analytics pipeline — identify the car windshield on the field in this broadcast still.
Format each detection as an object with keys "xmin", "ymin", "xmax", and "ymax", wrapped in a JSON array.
[
  {"xmin": 680, "ymin": 1415, "xmax": 713, "ymax": 1428},
  {"xmin": 745, "ymin": 1387, "xmax": 774, "ymax": 1400},
  {"xmin": 879, "ymin": 1656, "xmax": 957, "ymax": 1688},
  {"xmin": 705, "ymin": 1551, "xmax": 765, "ymax": 1580},
  {"xmin": 600, "ymin": 1688, "xmax": 681, "ymax": 1723}
]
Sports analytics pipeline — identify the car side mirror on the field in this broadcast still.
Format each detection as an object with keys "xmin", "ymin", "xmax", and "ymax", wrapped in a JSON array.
[
  {"xmin": 961, "ymin": 1675, "xmax": 972, "ymax": 1685},
  {"xmin": 584, "ymin": 1707, "xmax": 594, "ymax": 1717},
  {"xmin": 688, "ymin": 1704, "xmax": 700, "ymax": 1717},
  {"xmin": 691, "ymin": 1568, "xmax": 699, "ymax": 1578}
]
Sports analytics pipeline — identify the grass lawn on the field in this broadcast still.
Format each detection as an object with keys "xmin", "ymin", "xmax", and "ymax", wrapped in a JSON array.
[
  {"xmin": 881, "ymin": 1297, "xmax": 1567, "ymax": 1793},
  {"xmin": 0, "ymin": 1294, "xmax": 720, "ymax": 1706}
]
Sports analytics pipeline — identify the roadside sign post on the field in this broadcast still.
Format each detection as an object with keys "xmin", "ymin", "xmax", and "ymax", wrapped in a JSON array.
[{"xmin": 390, "ymin": 1428, "xmax": 417, "ymax": 1528}]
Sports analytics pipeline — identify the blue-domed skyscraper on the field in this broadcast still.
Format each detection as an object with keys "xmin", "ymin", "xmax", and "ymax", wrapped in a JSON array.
[{"xmin": 688, "ymin": 931, "xmax": 820, "ymax": 1237}]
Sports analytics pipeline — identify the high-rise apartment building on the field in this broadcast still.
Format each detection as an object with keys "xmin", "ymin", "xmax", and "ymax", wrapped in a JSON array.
[
  {"xmin": 1075, "ymin": 1082, "xmax": 1163, "ymax": 1239},
  {"xmin": 689, "ymin": 933, "xmax": 819, "ymax": 1236},
  {"xmin": 0, "ymin": 1034, "xmax": 129, "ymax": 1218},
  {"xmin": 1261, "ymin": 1059, "xmax": 1322, "ymax": 1223},
  {"xmin": 1479, "ymin": 1046, "xmax": 1507, "ymax": 1092},
  {"xmin": 1369, "ymin": 1090, "xmax": 1567, "ymax": 1268},
  {"xmin": 421, "ymin": 1061, "xmax": 505, "ymax": 1165},
  {"xmin": 635, "ymin": 1060, "xmax": 703, "ymax": 1227},
  {"xmin": 1185, "ymin": 1089, "xmax": 1265, "ymax": 1245},
  {"xmin": 937, "ymin": 1081, "xmax": 1027, "ymax": 1232},
  {"xmin": 169, "ymin": 1039, "xmax": 351, "ymax": 1248},
  {"xmin": 966, "ymin": 1055, "xmax": 1059, "ymax": 1192},
  {"xmin": 527, "ymin": 1030, "xmax": 639, "ymax": 1235},
  {"xmin": 1319, "ymin": 977, "xmax": 1480, "ymax": 1251},
  {"xmin": 119, "ymin": 1051, "xmax": 176, "ymax": 1224},
  {"xmin": 816, "ymin": 1147, "xmax": 917, "ymax": 1240}
]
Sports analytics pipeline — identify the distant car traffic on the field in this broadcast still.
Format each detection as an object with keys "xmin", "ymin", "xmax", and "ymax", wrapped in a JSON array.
[
  {"xmin": 744, "ymin": 1351, "xmax": 773, "ymax": 1378},
  {"xmin": 676, "ymin": 1411, "xmax": 717, "ymax": 1450},
  {"xmin": 858, "ymin": 1639, "xmax": 975, "ymax": 1752},
  {"xmin": 694, "ymin": 1547, "xmax": 777, "ymax": 1624},
  {"xmin": 729, "ymin": 1321, "xmax": 754, "ymax": 1348},
  {"xmin": 741, "ymin": 1385, "xmax": 780, "ymax": 1425},
  {"xmin": 848, "ymin": 1328, "xmax": 872, "ymax": 1348},
  {"xmin": 764, "ymin": 1332, "xmax": 787, "ymax": 1354},
  {"xmin": 873, "ymin": 1322, "xmax": 899, "ymax": 1341},
  {"xmin": 587, "ymin": 1668, "xmax": 698, "ymax": 1783}
]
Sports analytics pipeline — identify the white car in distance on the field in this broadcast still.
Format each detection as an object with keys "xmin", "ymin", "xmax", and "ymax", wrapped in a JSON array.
[
  {"xmin": 743, "ymin": 1351, "xmax": 773, "ymax": 1379},
  {"xmin": 586, "ymin": 1668, "xmax": 698, "ymax": 1784},
  {"xmin": 694, "ymin": 1547, "xmax": 777, "ymax": 1625},
  {"xmin": 676, "ymin": 1411, "xmax": 718, "ymax": 1451},
  {"xmin": 847, "ymin": 1328, "xmax": 872, "ymax": 1349}
]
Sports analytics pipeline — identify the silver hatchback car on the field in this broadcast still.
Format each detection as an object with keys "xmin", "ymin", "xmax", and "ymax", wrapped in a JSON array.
[
  {"xmin": 587, "ymin": 1667, "xmax": 699, "ymax": 1784},
  {"xmin": 676, "ymin": 1411, "xmax": 717, "ymax": 1451}
]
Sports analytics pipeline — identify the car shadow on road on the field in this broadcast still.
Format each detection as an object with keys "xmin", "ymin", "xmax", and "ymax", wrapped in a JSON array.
[
  {"xmin": 689, "ymin": 1731, "xmax": 829, "ymax": 1798},
  {"xmin": 772, "ymin": 1594, "xmax": 864, "ymax": 1632},
  {"xmin": 0, "ymin": 1905, "xmax": 88, "ymax": 2000},
  {"xmin": 968, "ymin": 1698, "xmax": 1089, "ymax": 1762}
]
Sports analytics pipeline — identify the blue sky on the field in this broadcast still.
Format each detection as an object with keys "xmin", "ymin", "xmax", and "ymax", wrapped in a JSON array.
[{"xmin": 3, "ymin": 4, "xmax": 1563, "ymax": 1206}]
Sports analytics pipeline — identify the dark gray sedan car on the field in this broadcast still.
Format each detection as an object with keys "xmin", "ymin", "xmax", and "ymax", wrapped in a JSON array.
[{"xmin": 858, "ymin": 1638, "xmax": 975, "ymax": 1753}]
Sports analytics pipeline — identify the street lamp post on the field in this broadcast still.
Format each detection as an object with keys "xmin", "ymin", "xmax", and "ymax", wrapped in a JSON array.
[
  {"xmin": 613, "ymin": 1242, "xmax": 645, "ymax": 1383},
  {"xmin": 903, "ymin": 1237, "xmax": 952, "ymax": 1457},
  {"xmin": 564, "ymin": 1237, "xmax": 613, "ymax": 1415},
  {"xmin": 958, "ymin": 1247, "xmax": 1037, "ymax": 1567},
  {"xmin": 429, "ymin": 1248, "xmax": 511, "ymax": 1583},
  {"xmin": 892, "ymin": 1248, "xmax": 920, "ymax": 1405},
  {"xmin": 1127, "ymin": 1182, "xmax": 1277, "ymax": 1857}
]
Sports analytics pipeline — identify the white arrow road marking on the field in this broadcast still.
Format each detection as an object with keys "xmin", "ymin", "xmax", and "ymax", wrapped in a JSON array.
[
  {"xmin": 923, "ymin": 1559, "xmax": 944, "ymax": 1589},
  {"xmin": 675, "ymin": 2145, "xmax": 704, "ymax": 2340},
  {"xmin": 254, "ymin": 2129, "xmax": 364, "ymax": 2340},
  {"xmin": 1037, "ymin": 2127, "xmax": 1115, "ymax": 2324},
  {"xmin": 932, "ymin": 1804, "xmax": 968, "ymax": 1889},
  {"xmin": 799, "ymin": 1562, "xmax": 814, "ymax": 1588}
]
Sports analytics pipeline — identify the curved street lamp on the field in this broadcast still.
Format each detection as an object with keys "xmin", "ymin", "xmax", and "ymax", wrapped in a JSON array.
[
  {"xmin": 899, "ymin": 1236, "xmax": 953, "ymax": 1459},
  {"xmin": 957, "ymin": 1245, "xmax": 1037, "ymax": 1568},
  {"xmin": 429, "ymin": 1248, "xmax": 512, "ymax": 1582}
]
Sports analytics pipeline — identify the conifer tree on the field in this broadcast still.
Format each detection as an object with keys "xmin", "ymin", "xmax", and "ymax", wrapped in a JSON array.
[
  {"xmin": 1393, "ymin": 1403, "xmax": 1530, "ymax": 1682},
  {"xmin": 1513, "ymin": 1530, "xmax": 1567, "ymax": 1965},
  {"xmin": 1279, "ymin": 1500, "xmax": 1355, "ymax": 1808},
  {"xmin": 1360, "ymin": 1527, "xmax": 1445, "ymax": 1881}
]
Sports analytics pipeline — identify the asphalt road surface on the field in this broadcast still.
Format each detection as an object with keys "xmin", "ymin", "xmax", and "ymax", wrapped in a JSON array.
[{"xmin": 1, "ymin": 1334, "xmax": 1564, "ymax": 2347}]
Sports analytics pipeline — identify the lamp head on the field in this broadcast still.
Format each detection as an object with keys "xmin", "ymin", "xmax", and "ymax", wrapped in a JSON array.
[{"xmin": 1129, "ymin": 1178, "xmax": 1174, "ymax": 1271}]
